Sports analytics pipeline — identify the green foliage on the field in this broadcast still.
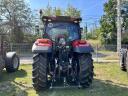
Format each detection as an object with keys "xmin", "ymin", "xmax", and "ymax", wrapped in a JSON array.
[
  {"xmin": 100, "ymin": 0, "xmax": 117, "ymax": 45},
  {"xmin": 122, "ymin": 1, "xmax": 128, "ymax": 34},
  {"xmin": 42, "ymin": 4, "xmax": 80, "ymax": 17},
  {"xmin": 86, "ymin": 28, "xmax": 101, "ymax": 40},
  {"xmin": 122, "ymin": 32, "xmax": 128, "ymax": 44},
  {"xmin": 64, "ymin": 5, "xmax": 81, "ymax": 17},
  {"xmin": 42, "ymin": 4, "xmax": 64, "ymax": 16},
  {"xmin": 42, "ymin": 4, "xmax": 53, "ymax": 16},
  {"xmin": 53, "ymin": 7, "xmax": 62, "ymax": 16},
  {"xmin": 86, "ymin": 32, "xmax": 95, "ymax": 39},
  {"xmin": 23, "ymin": 33, "xmax": 40, "ymax": 43},
  {"xmin": 100, "ymin": 0, "xmax": 128, "ymax": 45},
  {"xmin": 12, "ymin": 26, "xmax": 24, "ymax": 43},
  {"xmin": 0, "ymin": 0, "xmax": 33, "ymax": 43},
  {"xmin": 95, "ymin": 28, "xmax": 101, "ymax": 39},
  {"xmin": 122, "ymin": 3, "xmax": 128, "ymax": 45}
]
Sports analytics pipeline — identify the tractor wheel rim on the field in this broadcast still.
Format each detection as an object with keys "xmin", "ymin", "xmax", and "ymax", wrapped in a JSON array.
[{"xmin": 13, "ymin": 57, "xmax": 19, "ymax": 69}]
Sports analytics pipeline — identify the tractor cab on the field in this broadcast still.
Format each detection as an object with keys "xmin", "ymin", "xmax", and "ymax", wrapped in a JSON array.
[{"xmin": 42, "ymin": 16, "xmax": 82, "ymax": 43}]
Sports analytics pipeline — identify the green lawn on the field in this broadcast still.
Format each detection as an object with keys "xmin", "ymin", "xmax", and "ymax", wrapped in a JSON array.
[{"xmin": 0, "ymin": 63, "xmax": 128, "ymax": 96}]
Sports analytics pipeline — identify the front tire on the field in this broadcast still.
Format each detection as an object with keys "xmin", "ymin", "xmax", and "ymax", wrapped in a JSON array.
[
  {"xmin": 79, "ymin": 53, "xmax": 93, "ymax": 88},
  {"xmin": 32, "ymin": 54, "xmax": 49, "ymax": 90},
  {"xmin": 5, "ymin": 55, "xmax": 20, "ymax": 73}
]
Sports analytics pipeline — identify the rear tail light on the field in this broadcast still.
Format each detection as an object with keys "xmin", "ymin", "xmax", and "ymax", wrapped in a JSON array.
[
  {"xmin": 35, "ymin": 39, "xmax": 52, "ymax": 46},
  {"xmin": 72, "ymin": 40, "xmax": 88, "ymax": 47}
]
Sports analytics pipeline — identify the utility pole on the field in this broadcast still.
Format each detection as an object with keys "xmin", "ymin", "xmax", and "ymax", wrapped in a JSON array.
[
  {"xmin": 85, "ymin": 23, "xmax": 88, "ymax": 39},
  {"xmin": 117, "ymin": 0, "xmax": 122, "ymax": 52}
]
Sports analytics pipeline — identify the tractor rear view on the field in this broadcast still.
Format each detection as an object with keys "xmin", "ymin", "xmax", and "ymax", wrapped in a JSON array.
[{"xmin": 32, "ymin": 12, "xmax": 94, "ymax": 90}]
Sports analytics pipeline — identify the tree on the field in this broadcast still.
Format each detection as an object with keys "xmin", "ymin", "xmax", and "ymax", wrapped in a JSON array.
[
  {"xmin": 100, "ymin": 0, "xmax": 128, "ymax": 45},
  {"xmin": 120, "ymin": 1, "xmax": 128, "ymax": 44},
  {"xmin": 64, "ymin": 5, "xmax": 81, "ymax": 17},
  {"xmin": 42, "ymin": 4, "xmax": 53, "ymax": 16},
  {"xmin": 53, "ymin": 7, "xmax": 62, "ymax": 16},
  {"xmin": 100, "ymin": 0, "xmax": 117, "ymax": 45},
  {"xmin": 42, "ymin": 4, "xmax": 80, "ymax": 17},
  {"xmin": 0, "ymin": 0, "xmax": 33, "ymax": 43},
  {"xmin": 42, "ymin": 5, "xmax": 63, "ymax": 16},
  {"xmin": 121, "ymin": 1, "xmax": 128, "ymax": 32}
]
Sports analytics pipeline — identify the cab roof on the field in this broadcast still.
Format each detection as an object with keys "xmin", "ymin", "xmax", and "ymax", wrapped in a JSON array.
[{"xmin": 42, "ymin": 16, "xmax": 82, "ymax": 23}]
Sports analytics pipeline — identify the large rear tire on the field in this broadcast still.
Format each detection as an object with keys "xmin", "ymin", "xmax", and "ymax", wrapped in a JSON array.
[
  {"xmin": 79, "ymin": 53, "xmax": 93, "ymax": 88},
  {"xmin": 32, "ymin": 54, "xmax": 49, "ymax": 90}
]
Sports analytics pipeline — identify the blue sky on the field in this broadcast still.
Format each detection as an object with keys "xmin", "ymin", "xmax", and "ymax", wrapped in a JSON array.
[{"xmin": 28, "ymin": 0, "xmax": 108, "ymax": 28}]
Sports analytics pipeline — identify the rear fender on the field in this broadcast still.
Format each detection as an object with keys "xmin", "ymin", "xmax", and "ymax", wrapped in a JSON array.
[
  {"xmin": 6, "ymin": 52, "xmax": 16, "ymax": 59},
  {"xmin": 73, "ymin": 44, "xmax": 94, "ymax": 53},
  {"xmin": 72, "ymin": 40, "xmax": 94, "ymax": 53},
  {"xmin": 32, "ymin": 39, "xmax": 52, "ymax": 53},
  {"xmin": 32, "ymin": 43, "xmax": 52, "ymax": 53}
]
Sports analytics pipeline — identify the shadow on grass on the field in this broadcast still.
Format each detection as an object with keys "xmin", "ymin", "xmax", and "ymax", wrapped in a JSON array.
[
  {"xmin": 36, "ymin": 79, "xmax": 128, "ymax": 96},
  {"xmin": 0, "ymin": 81, "xmax": 28, "ymax": 96},
  {"xmin": 0, "ymin": 69, "xmax": 28, "ymax": 96},
  {"xmin": 93, "ymin": 52, "xmax": 108, "ymax": 58},
  {"xmin": 0, "ymin": 69, "xmax": 27, "ymax": 82}
]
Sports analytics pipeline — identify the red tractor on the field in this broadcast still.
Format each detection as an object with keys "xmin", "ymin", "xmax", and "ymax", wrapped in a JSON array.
[{"xmin": 32, "ymin": 14, "xmax": 94, "ymax": 90}]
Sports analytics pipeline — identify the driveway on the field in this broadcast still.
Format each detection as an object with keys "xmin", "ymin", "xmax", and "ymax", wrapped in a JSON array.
[{"xmin": 20, "ymin": 56, "xmax": 119, "ymax": 64}]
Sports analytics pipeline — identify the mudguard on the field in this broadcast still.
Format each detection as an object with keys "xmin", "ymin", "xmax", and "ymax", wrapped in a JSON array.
[
  {"xmin": 32, "ymin": 39, "xmax": 52, "ymax": 53},
  {"xmin": 6, "ymin": 52, "xmax": 18, "ymax": 66},
  {"xmin": 6, "ymin": 52, "xmax": 16, "ymax": 59},
  {"xmin": 32, "ymin": 43, "xmax": 52, "ymax": 53},
  {"xmin": 5, "ymin": 52, "xmax": 20, "ymax": 72},
  {"xmin": 73, "ymin": 44, "xmax": 94, "ymax": 53}
]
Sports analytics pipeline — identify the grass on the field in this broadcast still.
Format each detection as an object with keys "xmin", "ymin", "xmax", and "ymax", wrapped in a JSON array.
[
  {"xmin": 88, "ymin": 39, "xmax": 119, "ymax": 60},
  {"xmin": 98, "ymin": 50, "xmax": 116, "ymax": 54},
  {"xmin": 0, "ymin": 63, "xmax": 128, "ymax": 96}
]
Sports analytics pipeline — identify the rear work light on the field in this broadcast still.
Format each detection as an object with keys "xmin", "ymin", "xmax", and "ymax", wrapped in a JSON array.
[
  {"xmin": 35, "ymin": 39, "xmax": 52, "ymax": 46},
  {"xmin": 48, "ymin": 19, "xmax": 52, "ymax": 22},
  {"xmin": 72, "ymin": 40, "xmax": 89, "ymax": 47}
]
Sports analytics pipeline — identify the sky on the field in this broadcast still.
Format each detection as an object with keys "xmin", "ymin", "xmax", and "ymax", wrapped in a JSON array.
[{"xmin": 27, "ymin": 0, "xmax": 108, "ymax": 28}]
